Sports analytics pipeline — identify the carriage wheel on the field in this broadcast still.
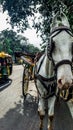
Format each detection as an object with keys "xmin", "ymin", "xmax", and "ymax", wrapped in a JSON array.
[{"xmin": 22, "ymin": 66, "xmax": 29, "ymax": 99}]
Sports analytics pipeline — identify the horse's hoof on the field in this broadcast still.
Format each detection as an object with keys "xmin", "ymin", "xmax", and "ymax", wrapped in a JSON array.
[
  {"xmin": 40, "ymin": 128, "xmax": 43, "ymax": 130},
  {"xmin": 48, "ymin": 128, "xmax": 53, "ymax": 130},
  {"xmin": 39, "ymin": 126, "xmax": 43, "ymax": 130},
  {"xmin": 39, "ymin": 124, "xmax": 43, "ymax": 130},
  {"xmin": 48, "ymin": 126, "xmax": 53, "ymax": 130}
]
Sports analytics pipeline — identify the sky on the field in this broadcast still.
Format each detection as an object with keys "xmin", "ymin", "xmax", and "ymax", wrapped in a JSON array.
[{"xmin": 0, "ymin": 11, "xmax": 42, "ymax": 49}]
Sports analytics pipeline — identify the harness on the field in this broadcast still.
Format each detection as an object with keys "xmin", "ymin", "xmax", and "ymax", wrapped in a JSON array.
[
  {"xmin": 35, "ymin": 26, "xmax": 73, "ymax": 100},
  {"xmin": 35, "ymin": 55, "xmax": 57, "ymax": 99}
]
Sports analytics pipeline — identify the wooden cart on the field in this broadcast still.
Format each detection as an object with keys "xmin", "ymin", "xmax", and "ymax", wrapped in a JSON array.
[{"xmin": 14, "ymin": 51, "xmax": 35, "ymax": 99}]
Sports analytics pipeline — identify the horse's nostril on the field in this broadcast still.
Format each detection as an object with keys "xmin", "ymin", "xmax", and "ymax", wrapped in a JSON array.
[{"xmin": 58, "ymin": 79, "xmax": 62, "ymax": 85}]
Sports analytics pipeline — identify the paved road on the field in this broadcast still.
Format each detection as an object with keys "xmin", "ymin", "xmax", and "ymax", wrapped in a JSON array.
[
  {"xmin": 0, "ymin": 65, "xmax": 39, "ymax": 130},
  {"xmin": 0, "ymin": 65, "xmax": 73, "ymax": 130}
]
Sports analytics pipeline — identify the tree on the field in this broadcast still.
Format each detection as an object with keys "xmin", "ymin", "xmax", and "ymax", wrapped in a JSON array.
[
  {"xmin": 0, "ymin": 0, "xmax": 73, "ymax": 45},
  {"xmin": 0, "ymin": 29, "xmax": 40, "ymax": 55},
  {"xmin": 0, "ymin": 29, "xmax": 28, "ymax": 54}
]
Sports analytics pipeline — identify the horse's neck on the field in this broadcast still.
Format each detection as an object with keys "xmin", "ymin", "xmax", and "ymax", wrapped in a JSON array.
[{"xmin": 38, "ymin": 54, "xmax": 54, "ymax": 78}]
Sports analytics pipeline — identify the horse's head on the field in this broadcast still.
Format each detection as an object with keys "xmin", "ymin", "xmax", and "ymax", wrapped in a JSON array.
[{"xmin": 48, "ymin": 12, "xmax": 73, "ymax": 90}]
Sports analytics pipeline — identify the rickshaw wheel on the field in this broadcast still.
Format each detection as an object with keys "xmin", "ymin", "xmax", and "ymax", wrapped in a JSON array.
[{"xmin": 22, "ymin": 66, "xmax": 29, "ymax": 99}]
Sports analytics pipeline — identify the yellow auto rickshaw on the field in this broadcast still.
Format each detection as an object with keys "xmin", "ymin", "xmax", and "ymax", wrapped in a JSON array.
[{"xmin": 0, "ymin": 52, "xmax": 13, "ymax": 80}]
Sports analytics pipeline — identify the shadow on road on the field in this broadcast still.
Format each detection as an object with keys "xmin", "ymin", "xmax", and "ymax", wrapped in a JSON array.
[
  {"xmin": 0, "ymin": 96, "xmax": 39, "ymax": 130},
  {"xmin": 0, "ymin": 79, "xmax": 12, "ymax": 92},
  {"xmin": 54, "ymin": 99, "xmax": 73, "ymax": 130},
  {"xmin": 0, "ymin": 96, "xmax": 73, "ymax": 130}
]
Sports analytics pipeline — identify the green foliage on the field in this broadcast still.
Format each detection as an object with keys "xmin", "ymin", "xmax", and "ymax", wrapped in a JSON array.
[
  {"xmin": 0, "ymin": 29, "xmax": 40, "ymax": 55},
  {"xmin": 26, "ymin": 44, "xmax": 40, "ymax": 54},
  {"xmin": 0, "ymin": 0, "xmax": 73, "ymax": 45}
]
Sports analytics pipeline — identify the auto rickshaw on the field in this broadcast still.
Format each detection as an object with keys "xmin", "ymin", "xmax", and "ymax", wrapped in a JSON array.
[{"xmin": 0, "ymin": 52, "xmax": 13, "ymax": 80}]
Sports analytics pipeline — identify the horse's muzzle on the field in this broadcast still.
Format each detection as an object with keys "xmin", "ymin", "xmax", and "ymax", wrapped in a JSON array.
[{"xmin": 57, "ymin": 79, "xmax": 73, "ymax": 90}]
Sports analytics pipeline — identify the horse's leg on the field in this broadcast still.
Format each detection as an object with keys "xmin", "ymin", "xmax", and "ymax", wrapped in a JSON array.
[
  {"xmin": 39, "ymin": 114, "xmax": 44, "ymax": 130},
  {"xmin": 38, "ymin": 97, "xmax": 45, "ymax": 130},
  {"xmin": 48, "ymin": 96, "xmax": 56, "ymax": 130}
]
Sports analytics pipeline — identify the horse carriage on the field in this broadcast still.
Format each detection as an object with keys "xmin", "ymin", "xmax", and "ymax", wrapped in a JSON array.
[
  {"xmin": 15, "ymin": 51, "xmax": 45, "ymax": 99},
  {"xmin": 15, "ymin": 51, "xmax": 36, "ymax": 98},
  {"xmin": 0, "ymin": 52, "xmax": 13, "ymax": 81}
]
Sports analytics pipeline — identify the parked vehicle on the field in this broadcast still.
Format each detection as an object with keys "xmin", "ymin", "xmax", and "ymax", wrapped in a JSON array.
[{"xmin": 0, "ymin": 52, "xmax": 13, "ymax": 80}]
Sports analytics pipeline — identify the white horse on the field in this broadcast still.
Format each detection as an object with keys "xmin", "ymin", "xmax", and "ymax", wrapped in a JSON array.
[{"xmin": 35, "ymin": 12, "xmax": 73, "ymax": 130}]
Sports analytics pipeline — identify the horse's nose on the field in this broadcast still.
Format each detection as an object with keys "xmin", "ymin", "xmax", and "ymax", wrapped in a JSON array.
[
  {"xmin": 58, "ymin": 79, "xmax": 62, "ymax": 85},
  {"xmin": 57, "ymin": 78, "xmax": 72, "ymax": 89}
]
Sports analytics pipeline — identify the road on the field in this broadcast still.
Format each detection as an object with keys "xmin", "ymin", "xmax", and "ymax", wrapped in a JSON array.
[
  {"xmin": 0, "ymin": 65, "xmax": 39, "ymax": 130},
  {"xmin": 0, "ymin": 65, "xmax": 73, "ymax": 130}
]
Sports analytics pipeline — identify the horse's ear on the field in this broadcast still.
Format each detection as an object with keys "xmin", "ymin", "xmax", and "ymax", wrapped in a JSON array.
[
  {"xmin": 61, "ymin": 12, "xmax": 70, "ymax": 28},
  {"xmin": 50, "ymin": 12, "xmax": 59, "ymax": 31}
]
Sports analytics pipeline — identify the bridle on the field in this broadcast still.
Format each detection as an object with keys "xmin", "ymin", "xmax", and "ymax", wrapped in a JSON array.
[
  {"xmin": 48, "ymin": 26, "xmax": 73, "ymax": 72},
  {"xmin": 53, "ymin": 60, "xmax": 72, "ymax": 73},
  {"xmin": 50, "ymin": 26, "xmax": 73, "ymax": 37}
]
